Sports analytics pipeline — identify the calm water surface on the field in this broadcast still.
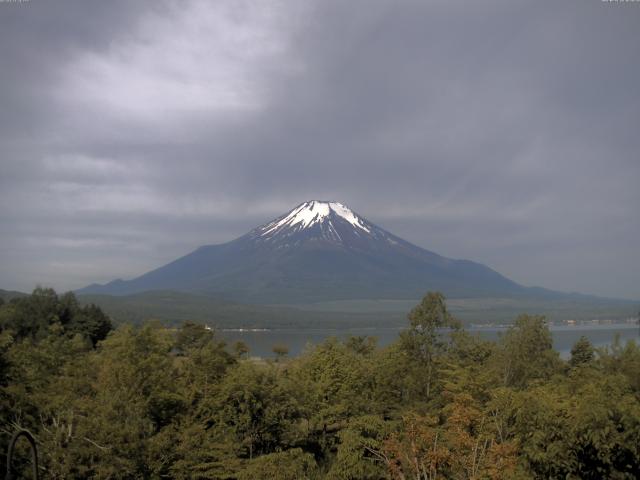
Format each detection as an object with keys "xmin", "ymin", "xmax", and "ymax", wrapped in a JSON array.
[{"xmin": 220, "ymin": 324, "xmax": 640, "ymax": 359}]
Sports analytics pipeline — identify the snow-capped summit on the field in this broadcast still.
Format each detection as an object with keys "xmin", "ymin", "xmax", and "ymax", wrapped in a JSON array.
[
  {"xmin": 251, "ymin": 200, "xmax": 397, "ymax": 249},
  {"xmin": 261, "ymin": 201, "xmax": 371, "ymax": 235}
]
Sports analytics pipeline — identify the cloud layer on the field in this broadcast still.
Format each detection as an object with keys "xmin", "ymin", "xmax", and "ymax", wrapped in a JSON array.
[{"xmin": 1, "ymin": 0, "xmax": 639, "ymax": 299}]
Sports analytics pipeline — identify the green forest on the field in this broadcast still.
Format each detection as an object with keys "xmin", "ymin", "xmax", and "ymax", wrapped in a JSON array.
[{"xmin": 1, "ymin": 288, "xmax": 639, "ymax": 479}]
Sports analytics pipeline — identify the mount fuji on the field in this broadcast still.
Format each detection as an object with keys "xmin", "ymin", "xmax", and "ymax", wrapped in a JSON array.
[{"xmin": 78, "ymin": 200, "xmax": 539, "ymax": 303}]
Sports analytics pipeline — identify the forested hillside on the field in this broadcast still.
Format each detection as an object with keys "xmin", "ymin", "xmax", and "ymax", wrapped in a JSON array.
[{"xmin": 1, "ymin": 289, "xmax": 639, "ymax": 479}]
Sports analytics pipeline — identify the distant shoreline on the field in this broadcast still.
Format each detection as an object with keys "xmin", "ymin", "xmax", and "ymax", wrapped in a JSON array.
[{"xmin": 217, "ymin": 322, "xmax": 639, "ymax": 333}]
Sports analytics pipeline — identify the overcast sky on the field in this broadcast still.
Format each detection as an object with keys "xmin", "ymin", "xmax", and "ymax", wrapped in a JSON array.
[{"xmin": 1, "ymin": 0, "xmax": 639, "ymax": 300}]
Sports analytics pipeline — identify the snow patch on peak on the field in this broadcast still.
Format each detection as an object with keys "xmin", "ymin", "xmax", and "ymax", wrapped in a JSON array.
[
  {"xmin": 260, "ymin": 200, "xmax": 371, "ymax": 236},
  {"xmin": 329, "ymin": 202, "xmax": 371, "ymax": 233}
]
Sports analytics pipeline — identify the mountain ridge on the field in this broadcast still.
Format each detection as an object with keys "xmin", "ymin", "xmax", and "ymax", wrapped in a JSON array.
[{"xmin": 77, "ymin": 200, "xmax": 579, "ymax": 303}]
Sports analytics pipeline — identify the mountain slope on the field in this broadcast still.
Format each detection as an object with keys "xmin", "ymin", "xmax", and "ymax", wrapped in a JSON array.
[
  {"xmin": 0, "ymin": 288, "xmax": 29, "ymax": 302},
  {"xmin": 78, "ymin": 200, "xmax": 530, "ymax": 303}
]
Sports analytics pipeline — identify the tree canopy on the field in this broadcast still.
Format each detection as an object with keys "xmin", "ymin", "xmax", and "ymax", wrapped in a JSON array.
[{"xmin": 0, "ymin": 289, "xmax": 638, "ymax": 479}]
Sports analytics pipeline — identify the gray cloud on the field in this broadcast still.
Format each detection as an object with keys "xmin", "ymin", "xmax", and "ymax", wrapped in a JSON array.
[{"xmin": 1, "ymin": 0, "xmax": 639, "ymax": 299}]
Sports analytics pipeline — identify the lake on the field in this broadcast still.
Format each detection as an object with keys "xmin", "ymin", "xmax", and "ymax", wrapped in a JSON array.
[{"xmin": 220, "ymin": 323, "xmax": 640, "ymax": 359}]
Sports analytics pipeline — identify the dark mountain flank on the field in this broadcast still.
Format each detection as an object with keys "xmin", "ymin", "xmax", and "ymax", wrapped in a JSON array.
[{"xmin": 78, "ymin": 200, "xmax": 551, "ymax": 303}]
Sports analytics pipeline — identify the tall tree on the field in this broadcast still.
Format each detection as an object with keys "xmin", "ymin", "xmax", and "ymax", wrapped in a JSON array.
[
  {"xmin": 399, "ymin": 292, "xmax": 460, "ymax": 399},
  {"xmin": 569, "ymin": 336, "xmax": 595, "ymax": 368},
  {"xmin": 497, "ymin": 314, "xmax": 561, "ymax": 388},
  {"xmin": 207, "ymin": 363, "xmax": 300, "ymax": 460}
]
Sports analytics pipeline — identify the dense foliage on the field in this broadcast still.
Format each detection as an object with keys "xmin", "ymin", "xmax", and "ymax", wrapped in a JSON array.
[{"xmin": 1, "ymin": 289, "xmax": 638, "ymax": 479}]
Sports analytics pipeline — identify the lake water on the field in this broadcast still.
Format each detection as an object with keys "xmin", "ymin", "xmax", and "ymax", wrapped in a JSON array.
[{"xmin": 220, "ymin": 324, "xmax": 640, "ymax": 359}]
